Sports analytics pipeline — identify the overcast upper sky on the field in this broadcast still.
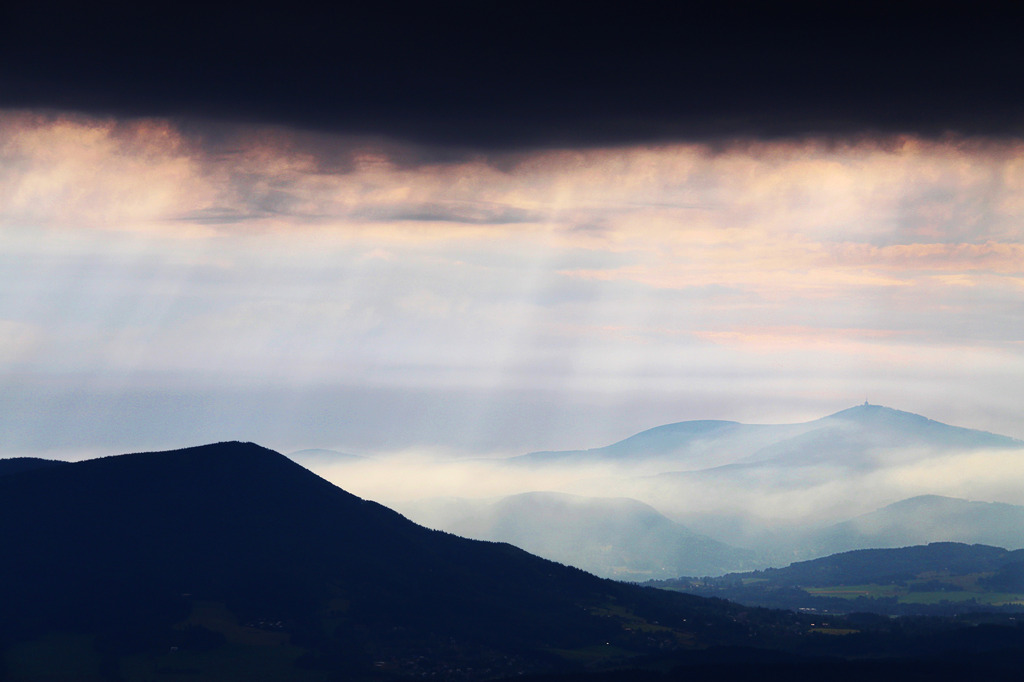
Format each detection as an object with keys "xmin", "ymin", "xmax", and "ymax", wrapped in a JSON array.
[
  {"xmin": 5, "ymin": 1, "xmax": 1024, "ymax": 146},
  {"xmin": 1, "ymin": 2, "xmax": 1023, "ymax": 458}
]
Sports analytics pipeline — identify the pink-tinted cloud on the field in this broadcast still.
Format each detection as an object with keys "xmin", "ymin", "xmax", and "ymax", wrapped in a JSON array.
[{"xmin": 2, "ymin": 110, "xmax": 1023, "ymax": 451}]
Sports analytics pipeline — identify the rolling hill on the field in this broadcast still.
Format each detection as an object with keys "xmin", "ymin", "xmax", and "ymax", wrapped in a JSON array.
[
  {"xmin": 0, "ymin": 442, "xmax": 784, "ymax": 680},
  {"xmin": 516, "ymin": 404, "xmax": 1022, "ymax": 472},
  {"xmin": 649, "ymin": 542, "xmax": 1024, "ymax": 617},
  {"xmin": 6, "ymin": 442, "xmax": 1024, "ymax": 680},
  {"xmin": 811, "ymin": 495, "xmax": 1024, "ymax": 556},
  {"xmin": 287, "ymin": 447, "xmax": 366, "ymax": 468},
  {"xmin": 312, "ymin": 405, "xmax": 1024, "ymax": 571},
  {"xmin": 400, "ymin": 492, "xmax": 759, "ymax": 579},
  {"xmin": 510, "ymin": 405, "xmax": 1024, "ymax": 549},
  {"xmin": 513, "ymin": 419, "xmax": 813, "ymax": 472}
]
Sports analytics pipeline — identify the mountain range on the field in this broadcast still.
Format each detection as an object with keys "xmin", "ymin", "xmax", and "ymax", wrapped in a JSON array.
[
  {"xmin": 811, "ymin": 495, "xmax": 1024, "ymax": 556},
  {"xmin": 0, "ymin": 442, "xmax": 795, "ymax": 680},
  {"xmin": 7, "ymin": 441, "xmax": 1024, "ymax": 680},
  {"xmin": 514, "ymin": 404, "xmax": 1021, "ymax": 472},
  {"xmin": 387, "ymin": 405, "xmax": 1024, "ymax": 573},
  {"xmin": 400, "ymin": 492, "xmax": 758, "ymax": 580},
  {"xmin": 287, "ymin": 448, "xmax": 366, "ymax": 468},
  {"xmin": 650, "ymin": 541, "xmax": 1024, "ymax": 617}
]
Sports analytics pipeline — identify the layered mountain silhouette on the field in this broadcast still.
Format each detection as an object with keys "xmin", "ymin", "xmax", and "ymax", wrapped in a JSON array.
[
  {"xmin": 811, "ymin": 495, "xmax": 1024, "ymax": 556},
  {"xmin": 401, "ymin": 492, "xmax": 758, "ymax": 580},
  {"xmin": 720, "ymin": 542, "xmax": 1024, "ymax": 588},
  {"xmin": 446, "ymin": 405, "xmax": 1024, "ymax": 565},
  {"xmin": 518, "ymin": 404, "xmax": 1022, "ymax": 472},
  {"xmin": 287, "ymin": 447, "xmax": 366, "ymax": 468},
  {"xmin": 514, "ymin": 419, "xmax": 808, "ymax": 472},
  {"xmin": 0, "ymin": 442, "xmax": 775, "ymax": 680},
  {"xmin": 8, "ymin": 434, "xmax": 1024, "ymax": 679},
  {"xmin": 729, "ymin": 404, "xmax": 1021, "ymax": 469},
  {"xmin": 315, "ymin": 405, "xmax": 1024, "ymax": 577},
  {"xmin": 651, "ymin": 542, "xmax": 1024, "ymax": 617}
]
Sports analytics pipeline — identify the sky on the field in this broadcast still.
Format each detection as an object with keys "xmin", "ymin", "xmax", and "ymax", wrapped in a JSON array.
[{"xmin": 1, "ymin": 2, "xmax": 1023, "ymax": 459}]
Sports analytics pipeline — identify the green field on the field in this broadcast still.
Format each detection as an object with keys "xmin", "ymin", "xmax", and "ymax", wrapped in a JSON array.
[
  {"xmin": 805, "ymin": 584, "xmax": 903, "ymax": 599},
  {"xmin": 805, "ymin": 576, "xmax": 1024, "ymax": 607}
]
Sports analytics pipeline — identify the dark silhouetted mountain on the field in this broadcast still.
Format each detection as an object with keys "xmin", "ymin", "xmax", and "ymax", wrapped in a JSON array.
[
  {"xmin": 7, "ymin": 443, "xmax": 1024, "ymax": 680},
  {"xmin": 0, "ymin": 456, "xmax": 67, "ymax": 477},
  {"xmin": 0, "ymin": 442, "xmax": 782, "ymax": 680},
  {"xmin": 402, "ymin": 492, "xmax": 759, "ymax": 580}
]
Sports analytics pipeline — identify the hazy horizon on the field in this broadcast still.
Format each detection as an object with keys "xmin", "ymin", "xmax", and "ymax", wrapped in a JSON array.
[
  {"xmin": 3, "ymin": 5, "xmax": 1023, "ymax": 461},
  {"xmin": 6, "ymin": 7, "xmax": 1024, "ymax": 678},
  {"xmin": 3, "ymin": 116, "xmax": 1023, "ymax": 462}
]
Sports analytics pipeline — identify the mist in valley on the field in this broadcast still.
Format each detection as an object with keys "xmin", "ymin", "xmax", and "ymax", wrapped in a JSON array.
[{"xmin": 294, "ymin": 405, "xmax": 1024, "ymax": 578}]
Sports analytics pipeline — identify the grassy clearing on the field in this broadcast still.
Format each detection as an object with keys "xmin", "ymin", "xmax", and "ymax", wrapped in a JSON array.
[
  {"xmin": 802, "ymin": 579, "xmax": 1024, "ymax": 607},
  {"xmin": 809, "ymin": 627, "xmax": 859, "ymax": 635},
  {"xmin": 899, "ymin": 591, "xmax": 1024, "ymax": 606},
  {"xmin": 914, "ymin": 571, "xmax": 991, "ymax": 590},
  {"xmin": 899, "ymin": 591, "xmax": 979, "ymax": 605},
  {"xmin": 805, "ymin": 584, "xmax": 902, "ymax": 599}
]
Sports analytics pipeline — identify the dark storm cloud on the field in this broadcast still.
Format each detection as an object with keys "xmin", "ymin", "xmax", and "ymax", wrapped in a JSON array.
[{"xmin": 3, "ymin": 1, "xmax": 1023, "ymax": 148}]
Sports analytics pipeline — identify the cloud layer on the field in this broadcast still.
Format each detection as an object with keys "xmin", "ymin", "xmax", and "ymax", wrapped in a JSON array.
[{"xmin": 1, "ymin": 111, "xmax": 1023, "ymax": 456}]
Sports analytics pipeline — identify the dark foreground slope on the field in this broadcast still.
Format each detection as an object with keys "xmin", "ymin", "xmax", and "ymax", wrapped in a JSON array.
[
  {"xmin": 7, "ymin": 443, "xmax": 1024, "ymax": 682},
  {"xmin": 0, "ymin": 456, "xmax": 67, "ymax": 477},
  {"xmin": 0, "ymin": 443, "xmax": 775, "ymax": 680}
]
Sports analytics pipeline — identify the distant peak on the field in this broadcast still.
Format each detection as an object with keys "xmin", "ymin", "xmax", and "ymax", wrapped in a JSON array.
[
  {"xmin": 887, "ymin": 494, "xmax": 964, "ymax": 508},
  {"xmin": 887, "ymin": 494, "xmax": 1017, "ymax": 510},
  {"xmin": 824, "ymin": 403, "xmax": 927, "ymax": 422},
  {"xmin": 834, "ymin": 402, "xmax": 895, "ymax": 413},
  {"xmin": 135, "ymin": 441, "xmax": 275, "ymax": 456}
]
